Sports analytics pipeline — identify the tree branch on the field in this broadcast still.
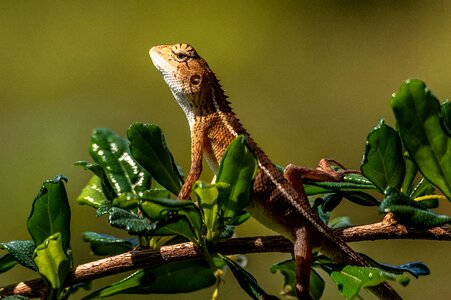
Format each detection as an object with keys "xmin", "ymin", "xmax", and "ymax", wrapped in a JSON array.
[{"xmin": 1, "ymin": 214, "xmax": 450, "ymax": 298}]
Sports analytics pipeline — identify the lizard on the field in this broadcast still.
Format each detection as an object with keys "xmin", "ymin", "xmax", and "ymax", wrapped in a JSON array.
[{"xmin": 149, "ymin": 43, "xmax": 401, "ymax": 300}]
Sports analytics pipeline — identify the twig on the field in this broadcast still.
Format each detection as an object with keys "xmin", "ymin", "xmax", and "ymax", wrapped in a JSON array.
[{"xmin": 1, "ymin": 214, "xmax": 450, "ymax": 298}]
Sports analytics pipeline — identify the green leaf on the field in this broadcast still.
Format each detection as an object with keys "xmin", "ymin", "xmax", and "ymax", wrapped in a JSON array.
[
  {"xmin": 75, "ymin": 161, "xmax": 116, "ymax": 201},
  {"xmin": 0, "ymin": 253, "xmax": 17, "ymax": 273},
  {"xmin": 112, "ymin": 189, "xmax": 171, "ymax": 210},
  {"xmin": 380, "ymin": 188, "xmax": 451, "ymax": 228},
  {"xmin": 0, "ymin": 240, "xmax": 36, "ymax": 270},
  {"xmin": 33, "ymin": 233, "xmax": 70, "ymax": 300},
  {"xmin": 343, "ymin": 192, "xmax": 380, "ymax": 207},
  {"xmin": 322, "ymin": 194, "xmax": 343, "ymax": 212},
  {"xmin": 310, "ymin": 269, "xmax": 325, "ymax": 300},
  {"xmin": 140, "ymin": 196, "xmax": 202, "ymax": 241},
  {"xmin": 127, "ymin": 123, "xmax": 182, "ymax": 195},
  {"xmin": 391, "ymin": 80, "xmax": 451, "ymax": 200},
  {"xmin": 304, "ymin": 181, "xmax": 376, "ymax": 196},
  {"xmin": 96, "ymin": 200, "xmax": 112, "ymax": 217},
  {"xmin": 89, "ymin": 128, "xmax": 151, "ymax": 195},
  {"xmin": 322, "ymin": 192, "xmax": 379, "ymax": 213},
  {"xmin": 360, "ymin": 254, "xmax": 430, "ymax": 279},
  {"xmin": 27, "ymin": 175, "xmax": 71, "ymax": 252},
  {"xmin": 150, "ymin": 217, "xmax": 197, "ymax": 242},
  {"xmin": 76, "ymin": 175, "xmax": 108, "ymax": 208},
  {"xmin": 2, "ymin": 296, "xmax": 31, "ymax": 300},
  {"xmin": 82, "ymin": 232, "xmax": 136, "ymax": 256},
  {"xmin": 112, "ymin": 193, "xmax": 140, "ymax": 210},
  {"xmin": 82, "ymin": 260, "xmax": 215, "ymax": 298},
  {"xmin": 383, "ymin": 205, "xmax": 451, "ymax": 228},
  {"xmin": 219, "ymin": 253, "xmax": 273, "ymax": 300},
  {"xmin": 402, "ymin": 155, "xmax": 418, "ymax": 195},
  {"xmin": 328, "ymin": 216, "xmax": 352, "ymax": 229},
  {"xmin": 409, "ymin": 178, "xmax": 435, "ymax": 199},
  {"xmin": 442, "ymin": 100, "xmax": 451, "ymax": 135},
  {"xmin": 361, "ymin": 120, "xmax": 405, "ymax": 192},
  {"xmin": 108, "ymin": 207, "xmax": 155, "ymax": 235},
  {"xmin": 270, "ymin": 259, "xmax": 324, "ymax": 300},
  {"xmin": 193, "ymin": 181, "xmax": 223, "ymax": 241},
  {"xmin": 216, "ymin": 135, "xmax": 257, "ymax": 221},
  {"xmin": 229, "ymin": 210, "xmax": 251, "ymax": 226},
  {"xmin": 323, "ymin": 264, "xmax": 409, "ymax": 299}
]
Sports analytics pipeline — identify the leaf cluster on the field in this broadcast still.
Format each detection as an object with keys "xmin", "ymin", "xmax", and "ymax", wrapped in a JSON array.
[{"xmin": 1, "ymin": 79, "xmax": 450, "ymax": 300}]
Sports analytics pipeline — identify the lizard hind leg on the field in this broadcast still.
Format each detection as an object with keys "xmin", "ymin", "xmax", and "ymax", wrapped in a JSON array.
[
  {"xmin": 284, "ymin": 159, "xmax": 361, "ymax": 184},
  {"xmin": 293, "ymin": 226, "xmax": 314, "ymax": 300}
]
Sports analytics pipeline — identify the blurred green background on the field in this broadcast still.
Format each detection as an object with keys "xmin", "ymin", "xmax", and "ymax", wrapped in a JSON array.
[{"xmin": 1, "ymin": 1, "xmax": 450, "ymax": 299}]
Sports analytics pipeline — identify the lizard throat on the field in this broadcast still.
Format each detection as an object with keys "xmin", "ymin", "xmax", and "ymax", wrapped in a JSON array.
[{"xmin": 172, "ymin": 91, "xmax": 196, "ymax": 131}]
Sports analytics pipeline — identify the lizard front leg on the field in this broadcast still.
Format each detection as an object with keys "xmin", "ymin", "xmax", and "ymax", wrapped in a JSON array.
[{"xmin": 178, "ymin": 124, "xmax": 205, "ymax": 199}]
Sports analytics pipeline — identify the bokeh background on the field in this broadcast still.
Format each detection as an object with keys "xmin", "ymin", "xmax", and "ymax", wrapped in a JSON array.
[{"xmin": 1, "ymin": 1, "xmax": 450, "ymax": 299}]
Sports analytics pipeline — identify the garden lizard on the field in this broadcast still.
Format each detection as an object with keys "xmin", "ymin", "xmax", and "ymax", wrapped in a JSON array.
[{"xmin": 149, "ymin": 43, "xmax": 401, "ymax": 299}]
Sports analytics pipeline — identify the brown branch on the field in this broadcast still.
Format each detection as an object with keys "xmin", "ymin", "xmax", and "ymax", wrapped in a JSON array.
[{"xmin": 1, "ymin": 214, "xmax": 450, "ymax": 298}]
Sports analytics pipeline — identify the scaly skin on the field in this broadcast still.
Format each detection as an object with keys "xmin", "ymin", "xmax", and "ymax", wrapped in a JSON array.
[{"xmin": 149, "ymin": 43, "xmax": 401, "ymax": 299}]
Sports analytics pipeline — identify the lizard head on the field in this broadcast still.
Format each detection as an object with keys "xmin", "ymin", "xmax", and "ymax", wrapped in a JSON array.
[{"xmin": 150, "ymin": 43, "xmax": 229, "ymax": 125}]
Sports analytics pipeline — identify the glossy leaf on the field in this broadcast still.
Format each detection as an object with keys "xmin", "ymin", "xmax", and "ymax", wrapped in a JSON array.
[
  {"xmin": 410, "ymin": 178, "xmax": 435, "ymax": 199},
  {"xmin": 442, "ymin": 100, "xmax": 451, "ymax": 135},
  {"xmin": 304, "ymin": 181, "xmax": 376, "ymax": 196},
  {"xmin": 82, "ymin": 232, "xmax": 136, "ymax": 256},
  {"xmin": 343, "ymin": 192, "xmax": 380, "ymax": 207},
  {"xmin": 75, "ymin": 161, "xmax": 116, "ymax": 201},
  {"xmin": 229, "ymin": 210, "xmax": 251, "ymax": 226},
  {"xmin": 322, "ymin": 192, "xmax": 379, "ymax": 212},
  {"xmin": 27, "ymin": 175, "xmax": 71, "ymax": 252},
  {"xmin": 402, "ymin": 155, "xmax": 418, "ymax": 195},
  {"xmin": 108, "ymin": 207, "xmax": 155, "ymax": 235},
  {"xmin": 270, "ymin": 259, "xmax": 324, "ymax": 300},
  {"xmin": 324, "ymin": 264, "xmax": 409, "ymax": 299},
  {"xmin": 127, "ymin": 123, "xmax": 182, "ymax": 195},
  {"xmin": 89, "ymin": 128, "xmax": 151, "ymax": 195},
  {"xmin": 410, "ymin": 179, "xmax": 438, "ymax": 208},
  {"xmin": 385, "ymin": 205, "xmax": 450, "ymax": 228},
  {"xmin": 0, "ymin": 240, "xmax": 36, "ymax": 270},
  {"xmin": 150, "ymin": 217, "xmax": 197, "ymax": 242},
  {"xmin": 361, "ymin": 254, "xmax": 430, "ymax": 279},
  {"xmin": 391, "ymin": 80, "xmax": 451, "ymax": 200},
  {"xmin": 193, "ymin": 181, "xmax": 224, "ymax": 241},
  {"xmin": 96, "ymin": 200, "xmax": 112, "ymax": 217},
  {"xmin": 361, "ymin": 120, "xmax": 405, "ymax": 192},
  {"xmin": 216, "ymin": 135, "xmax": 257, "ymax": 221},
  {"xmin": 76, "ymin": 175, "xmax": 107, "ymax": 208},
  {"xmin": 0, "ymin": 253, "xmax": 17, "ymax": 273},
  {"xmin": 140, "ymin": 197, "xmax": 202, "ymax": 241},
  {"xmin": 328, "ymin": 216, "xmax": 352, "ymax": 229},
  {"xmin": 310, "ymin": 269, "xmax": 325, "ymax": 300},
  {"xmin": 112, "ymin": 193, "xmax": 140, "ymax": 210},
  {"xmin": 33, "ymin": 233, "xmax": 70, "ymax": 300},
  {"xmin": 113, "ymin": 189, "xmax": 171, "ymax": 210},
  {"xmin": 322, "ymin": 194, "xmax": 343, "ymax": 212},
  {"xmin": 219, "ymin": 254, "xmax": 273, "ymax": 300},
  {"xmin": 380, "ymin": 188, "xmax": 451, "ymax": 228},
  {"xmin": 82, "ymin": 260, "xmax": 215, "ymax": 298}
]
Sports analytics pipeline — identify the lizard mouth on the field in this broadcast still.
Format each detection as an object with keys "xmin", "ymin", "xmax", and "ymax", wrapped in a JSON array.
[
  {"xmin": 149, "ymin": 47, "xmax": 166, "ymax": 74},
  {"xmin": 149, "ymin": 46, "xmax": 182, "ymax": 94}
]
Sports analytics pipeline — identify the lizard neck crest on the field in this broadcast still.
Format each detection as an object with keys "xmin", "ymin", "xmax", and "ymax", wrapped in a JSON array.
[{"xmin": 150, "ymin": 43, "xmax": 233, "ymax": 130}]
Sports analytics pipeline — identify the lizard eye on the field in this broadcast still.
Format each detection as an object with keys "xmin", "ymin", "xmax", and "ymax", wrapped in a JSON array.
[
  {"xmin": 175, "ymin": 52, "xmax": 188, "ymax": 62},
  {"xmin": 190, "ymin": 74, "xmax": 201, "ymax": 85}
]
